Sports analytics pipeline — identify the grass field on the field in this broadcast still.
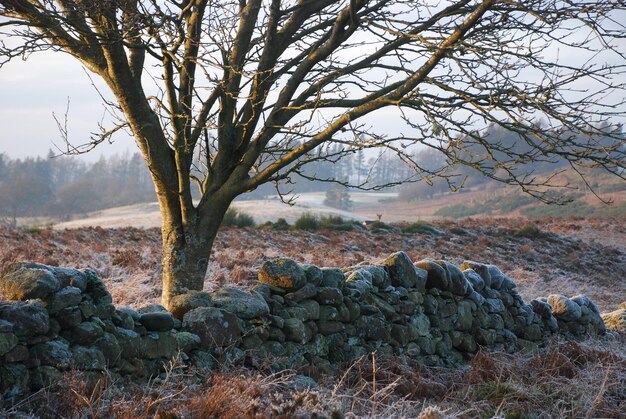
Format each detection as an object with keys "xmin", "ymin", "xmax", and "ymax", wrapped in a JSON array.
[{"xmin": 40, "ymin": 182, "xmax": 626, "ymax": 232}]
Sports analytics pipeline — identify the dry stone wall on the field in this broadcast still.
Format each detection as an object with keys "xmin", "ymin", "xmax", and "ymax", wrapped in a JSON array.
[{"xmin": 1, "ymin": 253, "xmax": 624, "ymax": 404}]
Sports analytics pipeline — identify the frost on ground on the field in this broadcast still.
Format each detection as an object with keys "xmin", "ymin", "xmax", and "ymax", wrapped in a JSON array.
[
  {"xmin": 0, "ymin": 217, "xmax": 624, "ymax": 417},
  {"xmin": 1, "ymin": 217, "xmax": 624, "ymax": 312}
]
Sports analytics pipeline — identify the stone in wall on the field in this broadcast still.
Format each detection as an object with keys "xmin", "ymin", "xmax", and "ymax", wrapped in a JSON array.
[
  {"xmin": 602, "ymin": 308, "xmax": 626, "ymax": 333},
  {"xmin": 0, "ymin": 254, "xmax": 621, "ymax": 405},
  {"xmin": 0, "ymin": 264, "xmax": 180, "ymax": 402}
]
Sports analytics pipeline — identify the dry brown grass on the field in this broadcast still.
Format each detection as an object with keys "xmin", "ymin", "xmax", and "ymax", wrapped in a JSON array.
[
  {"xmin": 1, "ymin": 217, "xmax": 624, "ymax": 311},
  {"xmin": 2, "ymin": 338, "xmax": 624, "ymax": 418}
]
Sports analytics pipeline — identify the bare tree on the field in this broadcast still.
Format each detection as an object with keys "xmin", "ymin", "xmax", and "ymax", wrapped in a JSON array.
[{"xmin": 1, "ymin": 0, "xmax": 624, "ymax": 308}]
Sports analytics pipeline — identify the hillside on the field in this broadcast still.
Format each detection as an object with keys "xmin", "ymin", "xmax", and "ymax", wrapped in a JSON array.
[{"xmin": 42, "ymin": 177, "xmax": 626, "ymax": 230}]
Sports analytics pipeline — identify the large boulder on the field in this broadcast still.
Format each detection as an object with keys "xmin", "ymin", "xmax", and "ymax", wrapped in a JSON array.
[
  {"xmin": 258, "ymin": 258, "xmax": 306, "ymax": 290},
  {"xmin": 301, "ymin": 264, "xmax": 323, "ymax": 286},
  {"xmin": 57, "ymin": 306, "xmax": 83, "ymax": 329},
  {"xmin": 47, "ymin": 266, "xmax": 89, "ymax": 291},
  {"xmin": 378, "ymin": 252, "xmax": 425, "ymax": 290},
  {"xmin": 486, "ymin": 265, "xmax": 516, "ymax": 291},
  {"xmin": 530, "ymin": 299, "xmax": 553, "ymax": 319},
  {"xmin": 0, "ymin": 331, "xmax": 18, "ymax": 356},
  {"xmin": 30, "ymin": 339, "xmax": 73, "ymax": 370},
  {"xmin": 139, "ymin": 312, "xmax": 175, "ymax": 332},
  {"xmin": 115, "ymin": 327, "xmax": 142, "ymax": 358},
  {"xmin": 0, "ymin": 363, "xmax": 29, "ymax": 400},
  {"xmin": 460, "ymin": 262, "xmax": 516, "ymax": 291},
  {"xmin": 0, "ymin": 300, "xmax": 49, "ymax": 337},
  {"xmin": 320, "ymin": 268, "xmax": 345, "ymax": 288},
  {"xmin": 298, "ymin": 299, "xmax": 321, "ymax": 321},
  {"xmin": 484, "ymin": 298, "xmax": 505, "ymax": 314},
  {"xmin": 571, "ymin": 295, "xmax": 600, "ymax": 314},
  {"xmin": 346, "ymin": 269, "xmax": 373, "ymax": 286},
  {"xmin": 72, "ymin": 346, "xmax": 106, "ymax": 371},
  {"xmin": 169, "ymin": 291, "xmax": 213, "ymax": 320},
  {"xmin": 140, "ymin": 332, "xmax": 178, "ymax": 359},
  {"xmin": 414, "ymin": 260, "xmax": 449, "ymax": 291},
  {"xmin": 182, "ymin": 307, "xmax": 242, "ymax": 348},
  {"xmin": 176, "ymin": 331, "xmax": 201, "ymax": 353},
  {"xmin": 95, "ymin": 332, "xmax": 122, "ymax": 366},
  {"xmin": 435, "ymin": 260, "xmax": 469, "ymax": 296},
  {"xmin": 547, "ymin": 294, "xmax": 582, "ymax": 321},
  {"xmin": 410, "ymin": 312, "xmax": 431, "ymax": 337},
  {"xmin": 355, "ymin": 265, "xmax": 390, "ymax": 288},
  {"xmin": 72, "ymin": 321, "xmax": 105, "ymax": 345},
  {"xmin": 355, "ymin": 315, "xmax": 390, "ymax": 341},
  {"xmin": 84, "ymin": 269, "xmax": 113, "ymax": 306},
  {"xmin": 460, "ymin": 261, "xmax": 492, "ymax": 288},
  {"xmin": 463, "ymin": 269, "xmax": 485, "ymax": 292},
  {"xmin": 284, "ymin": 283, "xmax": 318, "ymax": 304},
  {"xmin": 211, "ymin": 287, "xmax": 270, "ymax": 319},
  {"xmin": 45, "ymin": 286, "xmax": 82, "ymax": 314},
  {"xmin": 137, "ymin": 304, "xmax": 168, "ymax": 314},
  {"xmin": 315, "ymin": 287, "xmax": 344, "ymax": 306},
  {"xmin": 0, "ymin": 263, "xmax": 60, "ymax": 300},
  {"xmin": 455, "ymin": 300, "xmax": 474, "ymax": 331},
  {"xmin": 283, "ymin": 318, "xmax": 308, "ymax": 343},
  {"xmin": 344, "ymin": 277, "xmax": 373, "ymax": 300},
  {"xmin": 601, "ymin": 309, "xmax": 626, "ymax": 333}
]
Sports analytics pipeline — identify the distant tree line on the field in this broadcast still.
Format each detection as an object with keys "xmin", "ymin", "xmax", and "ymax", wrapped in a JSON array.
[
  {"xmin": 1, "ymin": 120, "xmax": 622, "ymax": 225},
  {"xmin": 0, "ymin": 151, "xmax": 155, "ymax": 227},
  {"xmin": 398, "ymin": 122, "xmax": 625, "ymax": 202},
  {"xmin": 243, "ymin": 121, "xmax": 624, "ymax": 205},
  {"xmin": 241, "ymin": 142, "xmax": 417, "ymax": 202}
]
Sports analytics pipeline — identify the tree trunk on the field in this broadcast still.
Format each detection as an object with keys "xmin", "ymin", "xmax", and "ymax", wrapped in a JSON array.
[{"xmin": 159, "ymin": 198, "xmax": 231, "ymax": 310}]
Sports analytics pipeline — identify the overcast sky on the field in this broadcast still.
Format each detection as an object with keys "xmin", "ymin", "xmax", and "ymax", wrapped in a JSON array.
[
  {"xmin": 1, "ymin": 7, "xmax": 624, "ymax": 163},
  {"xmin": 0, "ymin": 48, "xmax": 408, "ymax": 162},
  {"xmin": 0, "ymin": 50, "xmax": 137, "ymax": 161}
]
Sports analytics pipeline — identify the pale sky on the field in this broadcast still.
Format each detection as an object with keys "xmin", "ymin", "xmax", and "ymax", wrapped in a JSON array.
[
  {"xmin": 0, "ymin": 6, "xmax": 624, "ymax": 162},
  {"xmin": 0, "ymin": 48, "xmax": 407, "ymax": 162},
  {"xmin": 0, "ymin": 50, "xmax": 137, "ymax": 161}
]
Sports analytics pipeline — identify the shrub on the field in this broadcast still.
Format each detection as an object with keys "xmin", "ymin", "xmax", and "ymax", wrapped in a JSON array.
[
  {"xmin": 274, "ymin": 218, "xmax": 291, "ymax": 230},
  {"xmin": 318, "ymin": 215, "xmax": 357, "ymax": 231},
  {"xmin": 319, "ymin": 215, "xmax": 345, "ymax": 226},
  {"xmin": 401, "ymin": 220, "xmax": 444, "ymax": 235},
  {"xmin": 433, "ymin": 193, "xmax": 541, "ymax": 218},
  {"xmin": 594, "ymin": 202, "xmax": 626, "ymax": 217},
  {"xmin": 366, "ymin": 220, "xmax": 394, "ymax": 231},
  {"xmin": 257, "ymin": 218, "xmax": 291, "ymax": 231},
  {"xmin": 293, "ymin": 212, "xmax": 319, "ymax": 231},
  {"xmin": 521, "ymin": 201, "xmax": 590, "ymax": 217},
  {"xmin": 22, "ymin": 226, "xmax": 43, "ymax": 234},
  {"xmin": 236, "ymin": 212, "xmax": 255, "ymax": 228},
  {"xmin": 512, "ymin": 222, "xmax": 541, "ymax": 238},
  {"xmin": 256, "ymin": 221, "xmax": 273, "ymax": 230},
  {"xmin": 599, "ymin": 182, "xmax": 626, "ymax": 193},
  {"xmin": 324, "ymin": 185, "xmax": 353, "ymax": 210},
  {"xmin": 221, "ymin": 208, "xmax": 255, "ymax": 228},
  {"xmin": 493, "ymin": 194, "xmax": 536, "ymax": 212}
]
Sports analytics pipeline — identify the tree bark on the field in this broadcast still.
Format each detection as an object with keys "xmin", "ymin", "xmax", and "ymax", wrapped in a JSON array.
[
  {"xmin": 159, "ymin": 195, "xmax": 232, "ymax": 309},
  {"xmin": 161, "ymin": 225, "xmax": 211, "ymax": 309}
]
